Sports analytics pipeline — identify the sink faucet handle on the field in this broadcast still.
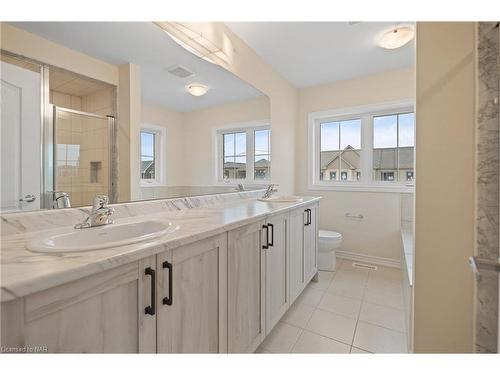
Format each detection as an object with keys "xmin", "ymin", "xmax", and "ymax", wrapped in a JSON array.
[{"xmin": 93, "ymin": 195, "xmax": 109, "ymax": 210}]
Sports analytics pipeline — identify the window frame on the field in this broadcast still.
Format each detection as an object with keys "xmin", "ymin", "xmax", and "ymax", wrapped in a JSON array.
[
  {"xmin": 308, "ymin": 100, "xmax": 414, "ymax": 193},
  {"xmin": 140, "ymin": 123, "xmax": 166, "ymax": 187},
  {"xmin": 215, "ymin": 120, "xmax": 271, "ymax": 185}
]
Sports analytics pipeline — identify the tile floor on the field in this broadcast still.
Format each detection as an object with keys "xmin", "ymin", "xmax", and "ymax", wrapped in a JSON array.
[{"xmin": 256, "ymin": 259, "xmax": 408, "ymax": 354}]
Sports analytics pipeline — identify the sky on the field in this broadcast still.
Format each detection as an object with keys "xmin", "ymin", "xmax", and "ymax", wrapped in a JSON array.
[
  {"xmin": 224, "ymin": 130, "xmax": 270, "ymax": 158},
  {"xmin": 141, "ymin": 132, "xmax": 155, "ymax": 160},
  {"xmin": 320, "ymin": 113, "xmax": 414, "ymax": 151}
]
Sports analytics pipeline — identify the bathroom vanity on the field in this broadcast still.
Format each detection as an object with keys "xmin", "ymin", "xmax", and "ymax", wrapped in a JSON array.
[{"xmin": 0, "ymin": 192, "xmax": 319, "ymax": 353}]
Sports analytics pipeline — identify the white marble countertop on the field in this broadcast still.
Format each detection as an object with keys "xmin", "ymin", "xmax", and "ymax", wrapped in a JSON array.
[{"xmin": 1, "ymin": 196, "xmax": 320, "ymax": 302}]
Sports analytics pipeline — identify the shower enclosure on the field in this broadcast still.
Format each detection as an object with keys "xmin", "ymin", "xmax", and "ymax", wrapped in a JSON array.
[{"xmin": 53, "ymin": 106, "xmax": 115, "ymax": 208}]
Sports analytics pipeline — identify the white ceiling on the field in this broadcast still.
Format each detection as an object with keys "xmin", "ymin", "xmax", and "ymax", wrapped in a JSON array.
[
  {"xmin": 225, "ymin": 22, "xmax": 415, "ymax": 88},
  {"xmin": 10, "ymin": 22, "xmax": 264, "ymax": 112}
]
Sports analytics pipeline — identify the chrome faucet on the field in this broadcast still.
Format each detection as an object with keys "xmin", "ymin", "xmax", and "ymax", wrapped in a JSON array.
[
  {"xmin": 53, "ymin": 191, "xmax": 71, "ymax": 209},
  {"xmin": 262, "ymin": 184, "xmax": 278, "ymax": 199},
  {"xmin": 74, "ymin": 195, "xmax": 114, "ymax": 229},
  {"xmin": 236, "ymin": 183, "xmax": 245, "ymax": 191}
]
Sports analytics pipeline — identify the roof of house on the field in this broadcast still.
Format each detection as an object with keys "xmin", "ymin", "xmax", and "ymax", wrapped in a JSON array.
[
  {"xmin": 320, "ymin": 146, "xmax": 413, "ymax": 170},
  {"xmin": 224, "ymin": 158, "xmax": 270, "ymax": 169}
]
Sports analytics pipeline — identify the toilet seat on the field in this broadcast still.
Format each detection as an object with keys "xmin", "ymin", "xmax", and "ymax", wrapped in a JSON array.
[{"xmin": 319, "ymin": 230, "xmax": 342, "ymax": 240}]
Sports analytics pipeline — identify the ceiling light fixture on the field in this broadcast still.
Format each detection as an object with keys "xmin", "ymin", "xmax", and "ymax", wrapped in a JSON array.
[
  {"xmin": 186, "ymin": 83, "xmax": 208, "ymax": 97},
  {"xmin": 154, "ymin": 22, "xmax": 233, "ymax": 66},
  {"xmin": 378, "ymin": 26, "xmax": 414, "ymax": 49}
]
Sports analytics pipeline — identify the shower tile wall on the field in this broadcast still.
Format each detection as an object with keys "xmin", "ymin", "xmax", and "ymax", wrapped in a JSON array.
[
  {"xmin": 50, "ymin": 88, "xmax": 115, "ymax": 207},
  {"xmin": 475, "ymin": 22, "xmax": 499, "ymax": 353}
]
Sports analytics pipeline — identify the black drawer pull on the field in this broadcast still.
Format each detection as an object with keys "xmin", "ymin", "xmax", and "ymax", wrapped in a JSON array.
[
  {"xmin": 307, "ymin": 209, "xmax": 312, "ymax": 225},
  {"xmin": 262, "ymin": 225, "xmax": 269, "ymax": 249},
  {"xmin": 268, "ymin": 223, "xmax": 274, "ymax": 247},
  {"xmin": 162, "ymin": 261, "xmax": 173, "ymax": 306},
  {"xmin": 144, "ymin": 267, "xmax": 156, "ymax": 316},
  {"xmin": 304, "ymin": 209, "xmax": 309, "ymax": 226}
]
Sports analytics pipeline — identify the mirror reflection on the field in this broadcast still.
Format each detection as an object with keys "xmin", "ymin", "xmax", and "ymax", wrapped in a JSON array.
[{"xmin": 0, "ymin": 22, "xmax": 270, "ymax": 212}]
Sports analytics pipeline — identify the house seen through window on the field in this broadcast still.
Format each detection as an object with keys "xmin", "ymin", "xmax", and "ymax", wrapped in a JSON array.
[
  {"xmin": 220, "ymin": 125, "xmax": 270, "ymax": 183},
  {"xmin": 320, "ymin": 119, "xmax": 361, "ymax": 182},
  {"xmin": 373, "ymin": 112, "xmax": 415, "ymax": 182},
  {"xmin": 140, "ymin": 131, "xmax": 156, "ymax": 182}
]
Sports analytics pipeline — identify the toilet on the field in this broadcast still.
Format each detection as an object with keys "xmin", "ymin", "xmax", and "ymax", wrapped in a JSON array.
[{"xmin": 318, "ymin": 230, "xmax": 343, "ymax": 271}]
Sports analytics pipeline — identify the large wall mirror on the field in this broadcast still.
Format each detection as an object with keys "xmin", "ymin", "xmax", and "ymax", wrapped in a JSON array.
[{"xmin": 0, "ymin": 22, "xmax": 270, "ymax": 212}]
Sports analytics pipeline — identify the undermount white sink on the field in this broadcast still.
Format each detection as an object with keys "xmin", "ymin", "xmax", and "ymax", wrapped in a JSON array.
[
  {"xmin": 258, "ymin": 196, "xmax": 304, "ymax": 203},
  {"xmin": 27, "ymin": 220, "xmax": 177, "ymax": 253}
]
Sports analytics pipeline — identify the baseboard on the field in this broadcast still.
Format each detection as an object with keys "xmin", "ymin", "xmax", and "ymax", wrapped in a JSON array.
[{"xmin": 336, "ymin": 250, "xmax": 401, "ymax": 269}]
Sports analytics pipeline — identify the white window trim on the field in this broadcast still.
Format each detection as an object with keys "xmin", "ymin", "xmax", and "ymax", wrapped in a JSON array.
[
  {"xmin": 308, "ymin": 100, "xmax": 415, "ymax": 193},
  {"xmin": 213, "ymin": 120, "xmax": 271, "ymax": 185},
  {"xmin": 140, "ymin": 123, "xmax": 167, "ymax": 187}
]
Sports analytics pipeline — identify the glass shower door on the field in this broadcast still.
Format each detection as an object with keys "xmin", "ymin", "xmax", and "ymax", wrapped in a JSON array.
[{"xmin": 53, "ymin": 107, "xmax": 113, "ymax": 208}]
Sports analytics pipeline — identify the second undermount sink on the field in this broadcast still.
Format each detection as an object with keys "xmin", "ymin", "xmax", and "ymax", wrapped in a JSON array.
[
  {"xmin": 27, "ymin": 220, "xmax": 178, "ymax": 253},
  {"xmin": 258, "ymin": 195, "xmax": 304, "ymax": 203}
]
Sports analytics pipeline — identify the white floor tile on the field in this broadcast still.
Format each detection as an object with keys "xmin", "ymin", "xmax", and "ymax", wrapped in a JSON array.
[
  {"xmin": 295, "ymin": 286, "xmax": 324, "ymax": 308},
  {"xmin": 305, "ymin": 309, "xmax": 357, "ymax": 345},
  {"xmin": 260, "ymin": 322, "xmax": 302, "ymax": 353},
  {"xmin": 291, "ymin": 331, "xmax": 351, "ymax": 353},
  {"xmin": 365, "ymin": 279, "xmax": 403, "ymax": 296},
  {"xmin": 318, "ymin": 293, "xmax": 362, "ymax": 318},
  {"xmin": 350, "ymin": 346, "xmax": 372, "ymax": 354},
  {"xmin": 363, "ymin": 289, "xmax": 404, "ymax": 310},
  {"xmin": 308, "ymin": 272, "xmax": 334, "ymax": 291},
  {"xmin": 353, "ymin": 321, "xmax": 407, "ymax": 353},
  {"xmin": 327, "ymin": 278, "xmax": 366, "ymax": 300},
  {"xmin": 254, "ymin": 347, "xmax": 272, "ymax": 353},
  {"xmin": 281, "ymin": 302, "xmax": 315, "ymax": 328},
  {"xmin": 359, "ymin": 301, "xmax": 406, "ymax": 332}
]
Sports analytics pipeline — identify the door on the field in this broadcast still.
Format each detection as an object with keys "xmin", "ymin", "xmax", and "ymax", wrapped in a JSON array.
[
  {"xmin": 0, "ymin": 61, "xmax": 41, "ymax": 211},
  {"xmin": 289, "ymin": 207, "xmax": 306, "ymax": 303},
  {"xmin": 265, "ymin": 212, "xmax": 288, "ymax": 333},
  {"xmin": 53, "ymin": 107, "xmax": 113, "ymax": 207},
  {"xmin": 303, "ymin": 204, "xmax": 318, "ymax": 282},
  {"xmin": 227, "ymin": 220, "xmax": 266, "ymax": 353},
  {"xmin": 1, "ymin": 257, "xmax": 156, "ymax": 353},
  {"xmin": 156, "ymin": 234, "xmax": 227, "ymax": 353}
]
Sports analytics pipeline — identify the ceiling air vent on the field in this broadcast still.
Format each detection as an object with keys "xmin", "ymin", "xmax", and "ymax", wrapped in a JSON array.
[{"xmin": 166, "ymin": 64, "xmax": 194, "ymax": 78}]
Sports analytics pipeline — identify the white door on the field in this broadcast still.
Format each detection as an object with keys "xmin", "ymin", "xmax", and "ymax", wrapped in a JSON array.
[{"xmin": 1, "ymin": 61, "xmax": 41, "ymax": 211}]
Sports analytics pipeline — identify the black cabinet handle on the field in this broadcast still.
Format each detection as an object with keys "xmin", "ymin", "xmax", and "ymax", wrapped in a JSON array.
[
  {"xmin": 144, "ymin": 267, "xmax": 156, "ymax": 316},
  {"xmin": 304, "ymin": 209, "xmax": 308, "ymax": 226},
  {"xmin": 268, "ymin": 223, "xmax": 274, "ymax": 247},
  {"xmin": 304, "ymin": 209, "xmax": 310, "ymax": 226},
  {"xmin": 262, "ymin": 224, "xmax": 269, "ymax": 249},
  {"xmin": 162, "ymin": 261, "xmax": 173, "ymax": 306}
]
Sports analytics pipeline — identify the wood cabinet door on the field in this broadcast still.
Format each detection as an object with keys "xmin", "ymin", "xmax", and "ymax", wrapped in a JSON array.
[
  {"xmin": 289, "ymin": 208, "xmax": 307, "ymax": 303},
  {"xmin": 265, "ymin": 212, "xmax": 288, "ymax": 334},
  {"xmin": 303, "ymin": 204, "xmax": 319, "ymax": 283},
  {"xmin": 227, "ymin": 220, "xmax": 266, "ymax": 353},
  {"xmin": 1, "ymin": 257, "xmax": 157, "ymax": 353},
  {"xmin": 156, "ymin": 234, "xmax": 227, "ymax": 353}
]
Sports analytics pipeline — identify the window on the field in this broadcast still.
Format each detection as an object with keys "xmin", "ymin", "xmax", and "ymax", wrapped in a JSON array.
[
  {"xmin": 217, "ymin": 123, "xmax": 270, "ymax": 183},
  {"xmin": 140, "ymin": 131, "xmax": 156, "ymax": 180},
  {"xmin": 320, "ymin": 119, "xmax": 361, "ymax": 182},
  {"xmin": 254, "ymin": 129, "xmax": 270, "ymax": 180},
  {"xmin": 309, "ymin": 101, "xmax": 414, "ymax": 192},
  {"xmin": 140, "ymin": 124, "xmax": 166, "ymax": 185},
  {"xmin": 223, "ymin": 132, "xmax": 247, "ymax": 180},
  {"xmin": 373, "ymin": 112, "xmax": 415, "ymax": 182}
]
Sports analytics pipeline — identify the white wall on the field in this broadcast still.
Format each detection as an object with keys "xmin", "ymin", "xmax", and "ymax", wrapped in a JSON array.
[
  {"xmin": 141, "ymin": 102, "xmax": 185, "ymax": 186},
  {"xmin": 296, "ymin": 68, "xmax": 415, "ymax": 263},
  {"xmin": 182, "ymin": 96, "xmax": 270, "ymax": 186}
]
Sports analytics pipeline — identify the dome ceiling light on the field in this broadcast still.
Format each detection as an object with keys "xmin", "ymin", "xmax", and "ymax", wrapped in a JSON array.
[
  {"xmin": 186, "ymin": 83, "xmax": 209, "ymax": 97},
  {"xmin": 378, "ymin": 26, "xmax": 414, "ymax": 49}
]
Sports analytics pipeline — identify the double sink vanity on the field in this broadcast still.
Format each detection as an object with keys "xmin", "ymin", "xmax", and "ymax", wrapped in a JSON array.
[{"xmin": 1, "ymin": 190, "xmax": 319, "ymax": 353}]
